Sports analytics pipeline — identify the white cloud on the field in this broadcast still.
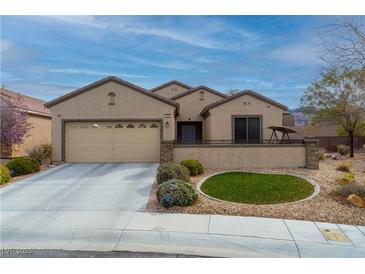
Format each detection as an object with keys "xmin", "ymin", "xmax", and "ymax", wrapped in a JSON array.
[
  {"xmin": 41, "ymin": 16, "xmax": 261, "ymax": 50},
  {"xmin": 120, "ymin": 54, "xmax": 191, "ymax": 70},
  {"xmin": 0, "ymin": 39, "xmax": 41, "ymax": 70},
  {"xmin": 48, "ymin": 68, "xmax": 149, "ymax": 78},
  {"xmin": 119, "ymin": 25, "xmax": 221, "ymax": 49},
  {"xmin": 0, "ymin": 40, "xmax": 12, "ymax": 53},
  {"xmin": 268, "ymin": 41, "xmax": 324, "ymax": 65},
  {"xmin": 45, "ymin": 16, "xmax": 107, "ymax": 29}
]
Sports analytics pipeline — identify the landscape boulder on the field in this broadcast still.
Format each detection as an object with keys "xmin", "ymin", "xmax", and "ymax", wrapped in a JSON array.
[{"xmin": 347, "ymin": 194, "xmax": 365, "ymax": 208}]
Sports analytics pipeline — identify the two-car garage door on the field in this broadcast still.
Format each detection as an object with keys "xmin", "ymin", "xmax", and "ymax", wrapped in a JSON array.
[{"xmin": 65, "ymin": 121, "xmax": 160, "ymax": 162}]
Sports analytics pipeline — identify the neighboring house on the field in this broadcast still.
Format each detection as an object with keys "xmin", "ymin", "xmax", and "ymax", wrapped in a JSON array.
[
  {"xmin": 282, "ymin": 111, "xmax": 309, "ymax": 127},
  {"xmin": 282, "ymin": 112, "xmax": 295, "ymax": 127},
  {"xmin": 0, "ymin": 88, "xmax": 52, "ymax": 158},
  {"xmin": 45, "ymin": 76, "xmax": 319, "ymax": 169},
  {"xmin": 287, "ymin": 125, "xmax": 338, "ymax": 139}
]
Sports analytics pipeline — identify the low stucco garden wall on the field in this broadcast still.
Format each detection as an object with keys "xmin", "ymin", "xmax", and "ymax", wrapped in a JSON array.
[{"xmin": 173, "ymin": 144, "xmax": 307, "ymax": 169}]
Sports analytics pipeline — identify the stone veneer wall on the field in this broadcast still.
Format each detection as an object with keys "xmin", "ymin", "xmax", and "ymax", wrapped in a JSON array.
[
  {"xmin": 160, "ymin": 141, "xmax": 174, "ymax": 162},
  {"xmin": 304, "ymin": 139, "xmax": 319, "ymax": 170}
]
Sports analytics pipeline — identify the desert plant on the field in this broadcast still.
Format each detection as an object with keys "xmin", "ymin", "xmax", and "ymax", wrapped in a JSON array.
[
  {"xmin": 6, "ymin": 157, "xmax": 40, "ymax": 177},
  {"xmin": 180, "ymin": 160, "xmax": 204, "ymax": 176},
  {"xmin": 156, "ymin": 179, "xmax": 198, "ymax": 207},
  {"xmin": 30, "ymin": 144, "xmax": 52, "ymax": 164},
  {"xmin": 0, "ymin": 165, "xmax": 11, "ymax": 184},
  {"xmin": 319, "ymin": 153, "xmax": 325, "ymax": 161},
  {"xmin": 337, "ymin": 177, "xmax": 351, "ymax": 186},
  {"xmin": 29, "ymin": 146, "xmax": 43, "ymax": 164},
  {"xmin": 344, "ymin": 172, "xmax": 356, "ymax": 182},
  {"xmin": 337, "ymin": 145, "xmax": 350, "ymax": 156},
  {"xmin": 156, "ymin": 162, "xmax": 190, "ymax": 185},
  {"xmin": 336, "ymin": 162, "xmax": 352, "ymax": 172},
  {"xmin": 335, "ymin": 183, "xmax": 365, "ymax": 198},
  {"xmin": 41, "ymin": 144, "xmax": 52, "ymax": 160}
]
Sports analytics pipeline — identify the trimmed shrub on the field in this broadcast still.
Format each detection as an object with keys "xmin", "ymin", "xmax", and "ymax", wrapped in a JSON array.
[
  {"xmin": 336, "ymin": 162, "xmax": 352, "ymax": 172},
  {"xmin": 29, "ymin": 144, "xmax": 52, "ymax": 165},
  {"xmin": 6, "ymin": 157, "xmax": 40, "ymax": 177},
  {"xmin": 156, "ymin": 162, "xmax": 190, "ymax": 185},
  {"xmin": 335, "ymin": 183, "xmax": 365, "ymax": 198},
  {"xmin": 337, "ymin": 145, "xmax": 350, "ymax": 156},
  {"xmin": 0, "ymin": 165, "xmax": 11, "ymax": 184},
  {"xmin": 180, "ymin": 160, "xmax": 204, "ymax": 176},
  {"xmin": 156, "ymin": 179, "xmax": 198, "ymax": 207}
]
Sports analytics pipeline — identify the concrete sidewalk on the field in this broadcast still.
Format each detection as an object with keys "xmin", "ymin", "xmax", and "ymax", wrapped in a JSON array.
[{"xmin": 1, "ymin": 212, "xmax": 364, "ymax": 257}]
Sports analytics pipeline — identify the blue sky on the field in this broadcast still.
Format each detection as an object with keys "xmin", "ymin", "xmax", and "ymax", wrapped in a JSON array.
[{"xmin": 0, "ymin": 16, "xmax": 359, "ymax": 108}]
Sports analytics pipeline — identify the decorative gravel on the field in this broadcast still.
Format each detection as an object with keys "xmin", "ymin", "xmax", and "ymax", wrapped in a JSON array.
[{"xmin": 146, "ymin": 154, "xmax": 365, "ymax": 226}]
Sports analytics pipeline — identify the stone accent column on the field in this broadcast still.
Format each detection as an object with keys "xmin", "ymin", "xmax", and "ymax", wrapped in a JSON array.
[
  {"xmin": 160, "ymin": 141, "xmax": 173, "ymax": 163},
  {"xmin": 0, "ymin": 143, "xmax": 13, "ymax": 159},
  {"xmin": 304, "ymin": 139, "xmax": 319, "ymax": 170}
]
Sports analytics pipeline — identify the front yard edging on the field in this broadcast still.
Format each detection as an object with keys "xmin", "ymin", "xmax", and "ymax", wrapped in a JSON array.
[{"xmin": 196, "ymin": 170, "xmax": 321, "ymax": 206}]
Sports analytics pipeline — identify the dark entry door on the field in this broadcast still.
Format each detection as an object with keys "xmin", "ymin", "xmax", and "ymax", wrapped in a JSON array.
[
  {"xmin": 234, "ymin": 117, "xmax": 261, "ymax": 143},
  {"xmin": 181, "ymin": 125, "xmax": 196, "ymax": 143}
]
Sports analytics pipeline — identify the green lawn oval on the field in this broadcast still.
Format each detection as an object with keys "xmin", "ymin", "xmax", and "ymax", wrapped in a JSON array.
[{"xmin": 200, "ymin": 172, "xmax": 315, "ymax": 204}]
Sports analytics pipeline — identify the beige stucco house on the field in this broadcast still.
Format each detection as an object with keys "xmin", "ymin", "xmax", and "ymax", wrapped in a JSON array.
[
  {"xmin": 45, "ymin": 76, "xmax": 319, "ymax": 169},
  {"xmin": 0, "ymin": 88, "xmax": 52, "ymax": 159}
]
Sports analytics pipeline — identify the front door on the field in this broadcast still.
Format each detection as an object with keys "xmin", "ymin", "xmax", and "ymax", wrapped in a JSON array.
[
  {"xmin": 181, "ymin": 125, "xmax": 196, "ymax": 143},
  {"xmin": 234, "ymin": 117, "xmax": 261, "ymax": 143}
]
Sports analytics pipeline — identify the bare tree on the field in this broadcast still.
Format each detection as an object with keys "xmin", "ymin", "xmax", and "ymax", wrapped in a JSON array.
[
  {"xmin": 319, "ymin": 17, "xmax": 365, "ymax": 69},
  {"xmin": 226, "ymin": 88, "xmax": 240, "ymax": 96}
]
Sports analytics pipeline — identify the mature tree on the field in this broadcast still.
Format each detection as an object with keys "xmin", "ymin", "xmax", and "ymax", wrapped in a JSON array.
[
  {"xmin": 301, "ymin": 68, "xmax": 365, "ymax": 157},
  {"xmin": 320, "ymin": 17, "xmax": 365, "ymax": 68},
  {"xmin": 0, "ymin": 93, "xmax": 32, "ymax": 145},
  {"xmin": 336, "ymin": 120, "xmax": 365, "ymax": 137}
]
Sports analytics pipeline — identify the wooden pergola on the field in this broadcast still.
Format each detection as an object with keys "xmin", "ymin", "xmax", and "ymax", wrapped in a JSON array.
[{"xmin": 268, "ymin": 126, "xmax": 297, "ymax": 144}]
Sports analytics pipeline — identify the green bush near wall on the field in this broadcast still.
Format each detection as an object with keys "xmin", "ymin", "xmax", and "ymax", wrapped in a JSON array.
[
  {"xmin": 156, "ymin": 162, "xmax": 190, "ymax": 184},
  {"xmin": 180, "ymin": 160, "xmax": 204, "ymax": 176},
  {"xmin": 6, "ymin": 157, "xmax": 40, "ymax": 177}
]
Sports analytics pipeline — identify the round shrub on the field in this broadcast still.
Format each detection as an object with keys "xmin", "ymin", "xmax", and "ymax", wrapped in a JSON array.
[
  {"xmin": 180, "ymin": 160, "xmax": 203, "ymax": 176},
  {"xmin": 335, "ymin": 183, "xmax": 365, "ymax": 198},
  {"xmin": 6, "ymin": 157, "xmax": 40, "ymax": 177},
  {"xmin": 337, "ymin": 144, "xmax": 350, "ymax": 156},
  {"xmin": 156, "ymin": 162, "xmax": 190, "ymax": 184},
  {"xmin": 0, "ymin": 165, "xmax": 11, "ymax": 184},
  {"xmin": 156, "ymin": 179, "xmax": 198, "ymax": 207}
]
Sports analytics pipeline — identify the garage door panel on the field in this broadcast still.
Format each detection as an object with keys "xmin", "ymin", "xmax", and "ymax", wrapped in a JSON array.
[
  {"xmin": 65, "ymin": 122, "xmax": 160, "ymax": 162},
  {"xmin": 113, "ymin": 145, "xmax": 160, "ymax": 162}
]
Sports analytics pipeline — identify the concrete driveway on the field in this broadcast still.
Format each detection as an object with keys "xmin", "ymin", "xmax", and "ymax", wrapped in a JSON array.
[
  {"xmin": 1, "ymin": 163, "xmax": 158, "ymax": 212},
  {"xmin": 1, "ymin": 163, "xmax": 158, "ymax": 232}
]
